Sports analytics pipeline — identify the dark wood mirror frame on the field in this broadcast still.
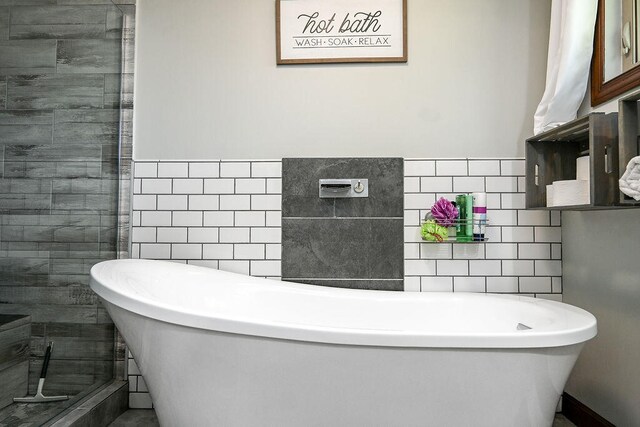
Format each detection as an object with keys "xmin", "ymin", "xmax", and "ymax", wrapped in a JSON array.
[{"xmin": 592, "ymin": 0, "xmax": 640, "ymax": 106}]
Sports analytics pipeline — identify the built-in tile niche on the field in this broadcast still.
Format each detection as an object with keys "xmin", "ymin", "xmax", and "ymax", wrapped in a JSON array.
[{"xmin": 281, "ymin": 158, "xmax": 404, "ymax": 290}]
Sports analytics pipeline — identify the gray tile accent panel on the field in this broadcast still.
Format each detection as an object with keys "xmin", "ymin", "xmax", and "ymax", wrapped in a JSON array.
[
  {"xmin": 282, "ymin": 157, "xmax": 403, "ymax": 218},
  {"xmin": 57, "ymin": 39, "xmax": 122, "ymax": 74},
  {"xmin": 291, "ymin": 279, "xmax": 403, "ymax": 291},
  {"xmin": 0, "ymin": 39, "xmax": 56, "ymax": 74},
  {"xmin": 6, "ymin": 74, "xmax": 104, "ymax": 109},
  {"xmin": 282, "ymin": 218, "xmax": 403, "ymax": 280}
]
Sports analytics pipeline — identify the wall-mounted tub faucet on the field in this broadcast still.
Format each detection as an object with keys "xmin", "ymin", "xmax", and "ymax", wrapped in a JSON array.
[{"xmin": 319, "ymin": 179, "xmax": 369, "ymax": 198}]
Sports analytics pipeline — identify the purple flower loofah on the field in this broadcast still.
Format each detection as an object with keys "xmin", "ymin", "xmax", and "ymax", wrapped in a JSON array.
[{"xmin": 431, "ymin": 197, "xmax": 459, "ymax": 228}]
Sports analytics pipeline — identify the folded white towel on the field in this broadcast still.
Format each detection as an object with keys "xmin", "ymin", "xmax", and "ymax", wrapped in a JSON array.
[{"xmin": 619, "ymin": 155, "xmax": 640, "ymax": 201}]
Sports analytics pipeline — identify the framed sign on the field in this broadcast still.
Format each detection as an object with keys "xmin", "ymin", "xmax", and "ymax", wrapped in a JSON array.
[{"xmin": 276, "ymin": 0, "xmax": 407, "ymax": 65}]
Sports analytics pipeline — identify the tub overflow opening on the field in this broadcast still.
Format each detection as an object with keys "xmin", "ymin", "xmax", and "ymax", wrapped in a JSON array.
[{"xmin": 517, "ymin": 323, "xmax": 532, "ymax": 331}]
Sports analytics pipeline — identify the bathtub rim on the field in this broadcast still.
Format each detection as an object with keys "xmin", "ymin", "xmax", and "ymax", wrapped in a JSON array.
[{"xmin": 90, "ymin": 259, "xmax": 597, "ymax": 349}]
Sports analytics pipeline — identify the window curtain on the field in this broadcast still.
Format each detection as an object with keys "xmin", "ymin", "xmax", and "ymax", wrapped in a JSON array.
[{"xmin": 534, "ymin": 0, "xmax": 598, "ymax": 135}]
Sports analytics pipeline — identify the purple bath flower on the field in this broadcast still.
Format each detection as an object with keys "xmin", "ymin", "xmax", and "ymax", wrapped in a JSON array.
[{"xmin": 431, "ymin": 197, "xmax": 459, "ymax": 228}]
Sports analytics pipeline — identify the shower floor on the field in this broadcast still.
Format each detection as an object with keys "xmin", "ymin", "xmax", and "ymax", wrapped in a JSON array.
[
  {"xmin": 0, "ymin": 379, "xmax": 109, "ymax": 427},
  {"xmin": 0, "ymin": 399, "xmax": 75, "ymax": 427}
]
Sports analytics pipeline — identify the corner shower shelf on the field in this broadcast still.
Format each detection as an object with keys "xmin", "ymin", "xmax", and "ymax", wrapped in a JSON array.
[{"xmin": 420, "ymin": 219, "xmax": 489, "ymax": 243}]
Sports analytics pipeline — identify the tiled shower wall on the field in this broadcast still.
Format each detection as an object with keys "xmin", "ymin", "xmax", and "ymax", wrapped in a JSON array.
[
  {"xmin": 0, "ymin": 0, "xmax": 134, "ymax": 395},
  {"xmin": 129, "ymin": 157, "xmax": 562, "ymax": 407}
]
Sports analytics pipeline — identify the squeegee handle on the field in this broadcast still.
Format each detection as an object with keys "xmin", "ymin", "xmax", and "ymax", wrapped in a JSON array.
[{"xmin": 40, "ymin": 343, "xmax": 52, "ymax": 379}]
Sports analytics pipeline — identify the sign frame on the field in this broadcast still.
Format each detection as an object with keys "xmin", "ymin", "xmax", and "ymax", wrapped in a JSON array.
[{"xmin": 276, "ymin": 0, "xmax": 408, "ymax": 65}]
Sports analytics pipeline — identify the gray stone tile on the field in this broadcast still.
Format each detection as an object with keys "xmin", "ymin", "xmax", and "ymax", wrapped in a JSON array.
[
  {"xmin": 0, "ymin": 256, "xmax": 49, "ymax": 275},
  {"xmin": 10, "ymin": 5, "xmax": 106, "ymax": 25},
  {"xmin": 54, "ymin": 109, "xmax": 119, "ymax": 145},
  {"xmin": 104, "ymin": 73, "xmax": 134, "ymax": 96},
  {"xmin": 0, "ymin": 76, "xmax": 5, "ymax": 109},
  {"xmin": 5, "ymin": 144, "xmax": 101, "ymax": 162},
  {"xmin": 292, "ymin": 279, "xmax": 404, "ymax": 291},
  {"xmin": 0, "ymin": 177, "xmax": 50, "ymax": 194},
  {"xmin": 104, "ymin": 73, "xmax": 134, "ymax": 109},
  {"xmin": 58, "ymin": 0, "xmax": 120, "ymax": 4},
  {"xmin": 0, "ymin": 0, "xmax": 56, "ymax": 5},
  {"xmin": 52, "ymin": 193, "xmax": 114, "ymax": 212},
  {"xmin": 0, "ymin": 124, "xmax": 51, "ymax": 144},
  {"xmin": 0, "ymin": 214, "xmax": 39, "ymax": 226},
  {"xmin": 39, "ymin": 214, "xmax": 101, "ymax": 227},
  {"xmin": 108, "ymin": 4, "xmax": 135, "ymax": 40},
  {"xmin": 6, "ymin": 74, "xmax": 104, "ymax": 109},
  {"xmin": 105, "ymin": 5, "xmax": 123, "ymax": 39},
  {"xmin": 0, "ymin": 109, "xmax": 52, "ymax": 125},
  {"xmin": 282, "ymin": 218, "xmax": 403, "ymax": 280},
  {"xmin": 0, "ymin": 7, "xmax": 8, "ymax": 40},
  {"xmin": 10, "ymin": 23, "xmax": 105, "ymax": 39},
  {"xmin": 109, "ymin": 0, "xmax": 137, "ymax": 4},
  {"xmin": 282, "ymin": 157, "xmax": 404, "ymax": 218},
  {"xmin": 122, "ymin": 37, "xmax": 135, "ymax": 72},
  {"xmin": 0, "ymin": 189, "xmax": 49, "ymax": 207},
  {"xmin": 52, "ymin": 226, "xmax": 100, "ymax": 243},
  {"xmin": 0, "ymin": 110, "xmax": 53, "ymax": 144},
  {"xmin": 57, "ymin": 39, "xmax": 122, "ymax": 74},
  {"xmin": 3, "ymin": 160, "xmax": 102, "ymax": 179},
  {"xmin": 109, "ymin": 409, "xmax": 159, "ymax": 427},
  {"xmin": 0, "ymin": 194, "xmax": 51, "ymax": 214},
  {"xmin": 52, "ymin": 177, "xmax": 113, "ymax": 195},
  {"xmin": 0, "ymin": 225, "xmax": 24, "ymax": 241},
  {"xmin": 0, "ymin": 40, "xmax": 56, "ymax": 75}
]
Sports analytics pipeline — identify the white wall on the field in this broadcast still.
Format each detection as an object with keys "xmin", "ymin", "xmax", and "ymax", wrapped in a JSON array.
[
  {"xmin": 563, "ymin": 209, "xmax": 640, "ymax": 426},
  {"xmin": 133, "ymin": 0, "xmax": 551, "ymax": 160},
  {"xmin": 569, "ymin": 74, "xmax": 640, "ymax": 426}
]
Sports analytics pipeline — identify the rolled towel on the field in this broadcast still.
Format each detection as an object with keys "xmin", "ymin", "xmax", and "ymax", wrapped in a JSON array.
[{"xmin": 619, "ymin": 155, "xmax": 640, "ymax": 201}]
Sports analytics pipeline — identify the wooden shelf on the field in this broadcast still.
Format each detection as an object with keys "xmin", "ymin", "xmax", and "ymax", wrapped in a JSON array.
[
  {"xmin": 618, "ymin": 90, "xmax": 640, "ymax": 206},
  {"xmin": 525, "ymin": 113, "xmax": 622, "ymax": 210}
]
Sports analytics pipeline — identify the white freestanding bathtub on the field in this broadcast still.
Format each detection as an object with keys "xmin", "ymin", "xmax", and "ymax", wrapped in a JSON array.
[{"xmin": 90, "ymin": 259, "xmax": 596, "ymax": 427}]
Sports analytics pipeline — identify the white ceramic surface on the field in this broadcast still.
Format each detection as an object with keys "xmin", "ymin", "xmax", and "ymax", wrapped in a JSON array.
[{"xmin": 90, "ymin": 259, "xmax": 597, "ymax": 427}]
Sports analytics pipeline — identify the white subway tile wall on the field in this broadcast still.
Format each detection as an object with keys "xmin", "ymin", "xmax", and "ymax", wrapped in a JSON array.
[
  {"xmin": 128, "ymin": 157, "xmax": 563, "ymax": 407},
  {"xmin": 132, "ymin": 159, "xmax": 282, "ymax": 276},
  {"xmin": 404, "ymin": 159, "xmax": 562, "ymax": 297},
  {"xmin": 129, "ymin": 159, "xmax": 282, "ymax": 407}
]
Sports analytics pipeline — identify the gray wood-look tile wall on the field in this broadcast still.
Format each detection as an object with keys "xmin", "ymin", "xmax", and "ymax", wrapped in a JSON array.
[
  {"xmin": 282, "ymin": 158, "xmax": 404, "ymax": 290},
  {"xmin": 0, "ymin": 0, "xmax": 135, "ymax": 397}
]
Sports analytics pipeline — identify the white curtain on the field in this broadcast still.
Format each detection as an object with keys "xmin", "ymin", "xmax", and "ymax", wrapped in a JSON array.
[{"xmin": 533, "ymin": 0, "xmax": 598, "ymax": 135}]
